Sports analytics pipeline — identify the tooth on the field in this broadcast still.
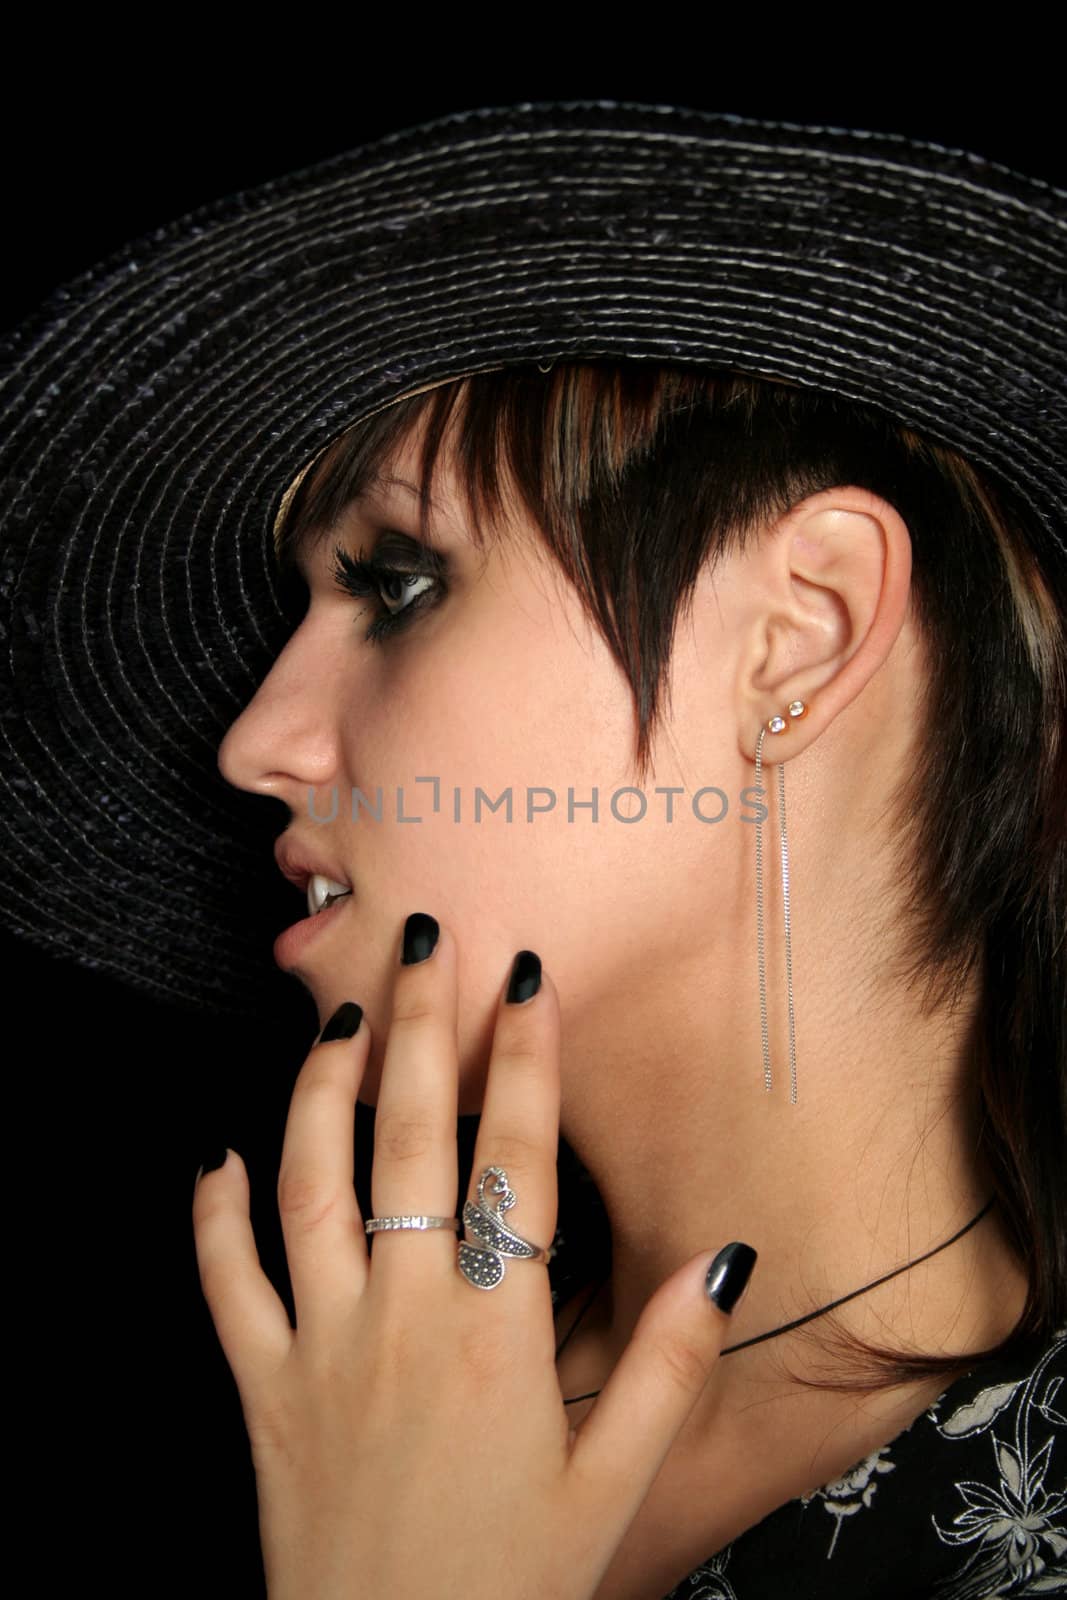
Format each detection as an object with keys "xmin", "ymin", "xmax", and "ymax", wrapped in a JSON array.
[{"xmin": 307, "ymin": 873, "xmax": 353, "ymax": 917}]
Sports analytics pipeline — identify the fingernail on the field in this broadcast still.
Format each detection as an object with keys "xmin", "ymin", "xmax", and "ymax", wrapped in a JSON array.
[
  {"xmin": 705, "ymin": 1242, "xmax": 758, "ymax": 1313},
  {"xmin": 506, "ymin": 950, "xmax": 541, "ymax": 1003},
  {"xmin": 196, "ymin": 1148, "xmax": 229, "ymax": 1185},
  {"xmin": 402, "ymin": 912, "xmax": 439, "ymax": 965},
  {"xmin": 319, "ymin": 1001, "xmax": 363, "ymax": 1042}
]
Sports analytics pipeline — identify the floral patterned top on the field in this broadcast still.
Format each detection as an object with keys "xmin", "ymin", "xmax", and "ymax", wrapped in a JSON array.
[{"xmin": 659, "ymin": 1321, "xmax": 1067, "ymax": 1600}]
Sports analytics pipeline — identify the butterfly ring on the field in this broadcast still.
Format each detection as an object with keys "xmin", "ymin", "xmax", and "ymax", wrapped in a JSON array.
[{"xmin": 457, "ymin": 1165, "xmax": 555, "ymax": 1290}]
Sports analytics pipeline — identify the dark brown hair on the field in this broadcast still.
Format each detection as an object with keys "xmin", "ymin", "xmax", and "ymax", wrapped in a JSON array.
[{"xmin": 277, "ymin": 361, "xmax": 1067, "ymax": 1394}]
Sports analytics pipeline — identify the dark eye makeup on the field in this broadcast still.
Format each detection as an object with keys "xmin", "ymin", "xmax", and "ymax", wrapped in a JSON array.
[{"xmin": 329, "ymin": 534, "xmax": 449, "ymax": 644}]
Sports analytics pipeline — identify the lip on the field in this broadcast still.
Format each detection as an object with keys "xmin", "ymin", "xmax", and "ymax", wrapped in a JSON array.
[
  {"xmin": 273, "ymin": 891, "xmax": 353, "ymax": 969},
  {"xmin": 274, "ymin": 833, "xmax": 353, "ymax": 896}
]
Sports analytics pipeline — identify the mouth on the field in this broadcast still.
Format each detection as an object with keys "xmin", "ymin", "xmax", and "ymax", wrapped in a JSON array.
[
  {"xmin": 274, "ymin": 834, "xmax": 355, "ymax": 914},
  {"xmin": 306, "ymin": 872, "xmax": 354, "ymax": 918},
  {"xmin": 273, "ymin": 878, "xmax": 354, "ymax": 970},
  {"xmin": 272, "ymin": 836, "xmax": 357, "ymax": 970}
]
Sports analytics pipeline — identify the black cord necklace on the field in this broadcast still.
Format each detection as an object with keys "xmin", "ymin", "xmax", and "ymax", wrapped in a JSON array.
[{"xmin": 554, "ymin": 1194, "xmax": 997, "ymax": 1406}]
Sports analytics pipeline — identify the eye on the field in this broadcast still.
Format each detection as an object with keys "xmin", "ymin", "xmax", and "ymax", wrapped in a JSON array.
[
  {"xmin": 372, "ymin": 565, "xmax": 437, "ymax": 617},
  {"xmin": 329, "ymin": 541, "xmax": 446, "ymax": 644}
]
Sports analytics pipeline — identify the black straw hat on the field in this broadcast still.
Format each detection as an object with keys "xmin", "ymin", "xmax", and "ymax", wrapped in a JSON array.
[{"xmin": 1, "ymin": 100, "xmax": 1064, "ymax": 1018}]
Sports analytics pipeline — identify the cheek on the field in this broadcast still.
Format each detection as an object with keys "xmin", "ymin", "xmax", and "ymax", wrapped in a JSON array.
[
  {"xmin": 338, "ymin": 591, "xmax": 702, "ymax": 1005},
  {"xmin": 351, "ymin": 593, "xmax": 624, "ymax": 792}
]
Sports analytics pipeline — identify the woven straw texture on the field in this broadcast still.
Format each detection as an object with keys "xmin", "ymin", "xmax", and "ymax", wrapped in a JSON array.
[{"xmin": 1, "ymin": 100, "xmax": 1064, "ymax": 1016}]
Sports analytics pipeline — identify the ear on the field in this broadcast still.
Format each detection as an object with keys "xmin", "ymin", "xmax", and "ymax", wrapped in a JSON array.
[{"xmin": 736, "ymin": 486, "xmax": 913, "ymax": 766}]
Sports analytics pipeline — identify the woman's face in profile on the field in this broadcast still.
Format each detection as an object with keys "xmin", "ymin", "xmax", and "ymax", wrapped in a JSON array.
[{"xmin": 218, "ymin": 416, "xmax": 742, "ymax": 1114}]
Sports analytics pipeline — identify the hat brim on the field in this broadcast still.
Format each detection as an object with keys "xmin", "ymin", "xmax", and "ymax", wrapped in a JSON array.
[{"xmin": 1, "ymin": 100, "xmax": 1064, "ymax": 1014}]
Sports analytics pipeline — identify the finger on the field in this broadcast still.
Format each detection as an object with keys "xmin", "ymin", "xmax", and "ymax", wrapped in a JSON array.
[
  {"xmin": 369, "ymin": 913, "xmax": 460, "ymax": 1287},
  {"xmin": 461, "ymin": 950, "xmax": 560, "ymax": 1320},
  {"xmin": 276, "ymin": 1002, "xmax": 372, "ymax": 1340},
  {"xmin": 566, "ymin": 1244, "xmax": 758, "ymax": 1526},
  {"xmin": 192, "ymin": 1147, "xmax": 294, "ymax": 1396}
]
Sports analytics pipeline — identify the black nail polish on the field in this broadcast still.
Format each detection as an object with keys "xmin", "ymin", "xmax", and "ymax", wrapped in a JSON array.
[
  {"xmin": 506, "ymin": 950, "xmax": 541, "ymax": 1003},
  {"xmin": 402, "ymin": 912, "xmax": 439, "ymax": 964},
  {"xmin": 705, "ymin": 1242, "xmax": 758, "ymax": 1313},
  {"xmin": 199, "ymin": 1148, "xmax": 228, "ymax": 1177},
  {"xmin": 319, "ymin": 1001, "xmax": 363, "ymax": 1042}
]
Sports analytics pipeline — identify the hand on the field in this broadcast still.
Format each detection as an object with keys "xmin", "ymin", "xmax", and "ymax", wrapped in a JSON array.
[{"xmin": 191, "ymin": 917, "xmax": 755, "ymax": 1600}]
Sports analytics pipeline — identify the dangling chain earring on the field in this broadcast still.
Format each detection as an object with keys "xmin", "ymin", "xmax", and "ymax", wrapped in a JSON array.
[{"xmin": 754, "ymin": 699, "xmax": 809, "ymax": 1105}]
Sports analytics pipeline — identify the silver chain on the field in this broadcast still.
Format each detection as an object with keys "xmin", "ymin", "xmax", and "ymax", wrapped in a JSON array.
[{"xmin": 755, "ymin": 725, "xmax": 798, "ymax": 1105}]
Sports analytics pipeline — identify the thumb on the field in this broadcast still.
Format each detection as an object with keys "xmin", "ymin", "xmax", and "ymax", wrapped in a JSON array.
[{"xmin": 567, "ymin": 1242, "xmax": 758, "ymax": 1525}]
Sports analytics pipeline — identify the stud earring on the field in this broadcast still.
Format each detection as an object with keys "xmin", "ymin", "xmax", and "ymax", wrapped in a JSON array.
[{"xmin": 754, "ymin": 699, "xmax": 808, "ymax": 1104}]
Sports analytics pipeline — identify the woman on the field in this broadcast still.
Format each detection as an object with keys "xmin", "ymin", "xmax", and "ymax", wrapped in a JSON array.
[{"xmin": 1, "ymin": 104, "xmax": 1064, "ymax": 1597}]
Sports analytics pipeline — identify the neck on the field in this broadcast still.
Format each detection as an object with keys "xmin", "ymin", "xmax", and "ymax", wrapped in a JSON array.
[{"xmin": 556, "ymin": 918, "xmax": 1027, "ymax": 1412}]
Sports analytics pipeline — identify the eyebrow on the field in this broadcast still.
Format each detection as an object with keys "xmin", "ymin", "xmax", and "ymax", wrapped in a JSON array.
[
  {"xmin": 281, "ymin": 471, "xmax": 449, "ymax": 578},
  {"xmin": 375, "ymin": 474, "xmax": 448, "ymax": 516}
]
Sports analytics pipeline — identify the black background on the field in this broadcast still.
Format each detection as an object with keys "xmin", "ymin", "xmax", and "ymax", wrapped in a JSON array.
[{"xmin": 5, "ymin": 37, "xmax": 1063, "ymax": 1597}]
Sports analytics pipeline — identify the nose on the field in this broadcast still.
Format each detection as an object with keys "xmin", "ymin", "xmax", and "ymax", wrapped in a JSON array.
[{"xmin": 217, "ymin": 609, "xmax": 348, "ymax": 804}]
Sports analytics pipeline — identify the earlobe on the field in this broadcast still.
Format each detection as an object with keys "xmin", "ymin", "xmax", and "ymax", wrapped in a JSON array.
[
  {"xmin": 764, "ymin": 699, "xmax": 809, "ymax": 737},
  {"xmin": 745, "ymin": 696, "xmax": 814, "ymax": 770}
]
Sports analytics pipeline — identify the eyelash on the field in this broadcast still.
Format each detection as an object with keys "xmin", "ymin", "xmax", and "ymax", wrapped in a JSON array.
[{"xmin": 329, "ymin": 542, "xmax": 446, "ymax": 644}]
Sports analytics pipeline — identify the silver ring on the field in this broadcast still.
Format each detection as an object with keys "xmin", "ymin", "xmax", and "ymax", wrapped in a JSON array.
[
  {"xmin": 365, "ymin": 1215, "xmax": 460, "ymax": 1234},
  {"xmin": 456, "ymin": 1165, "xmax": 553, "ymax": 1291}
]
